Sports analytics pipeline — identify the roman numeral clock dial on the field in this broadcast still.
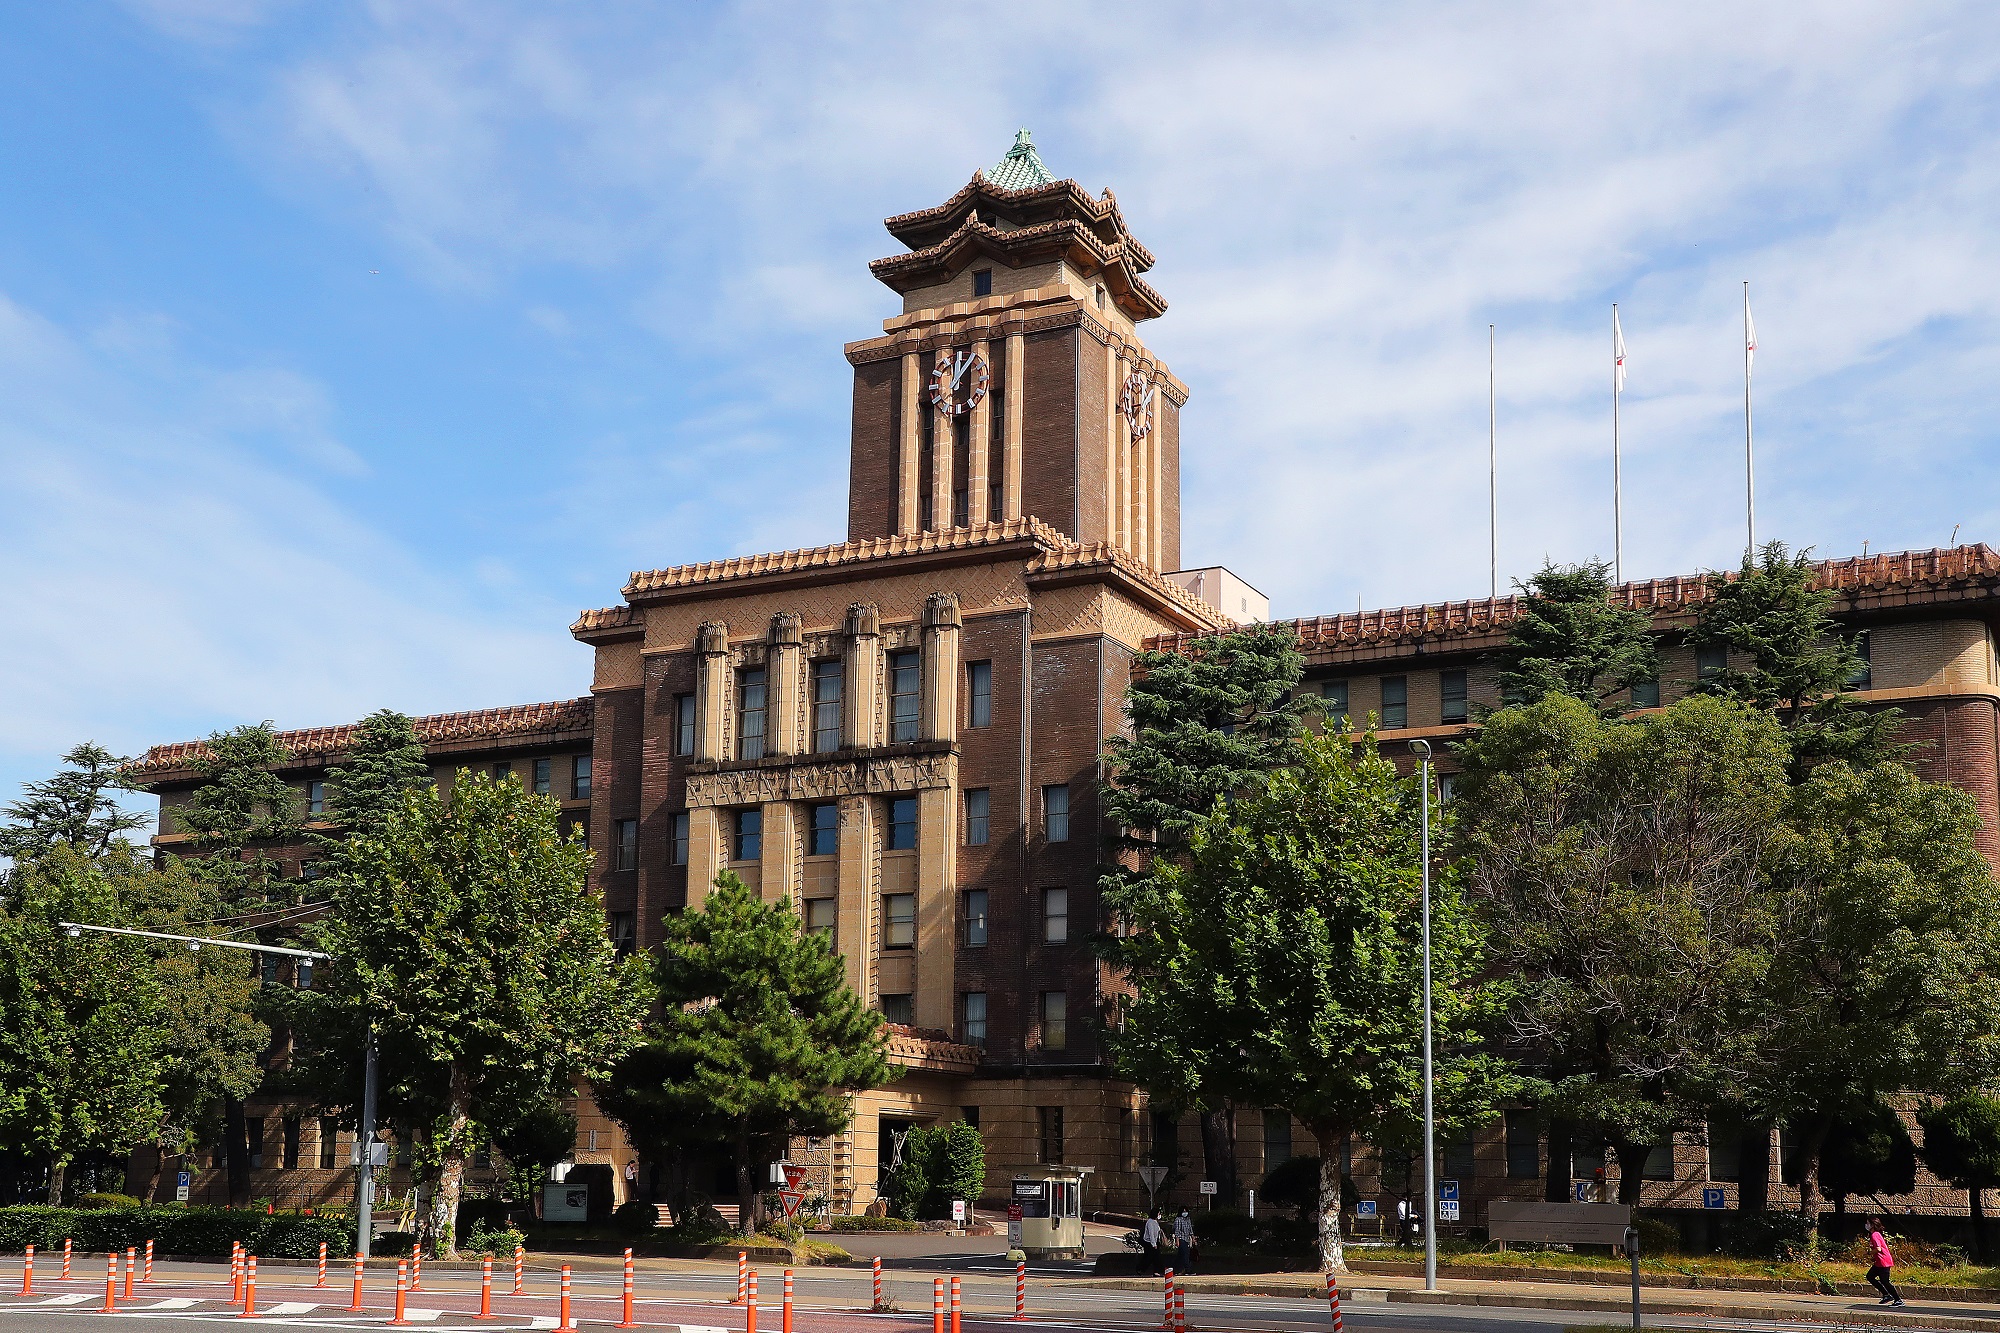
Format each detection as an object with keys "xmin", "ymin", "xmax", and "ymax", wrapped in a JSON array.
[
  {"xmin": 928, "ymin": 348, "xmax": 989, "ymax": 416},
  {"xmin": 1120, "ymin": 372, "xmax": 1156, "ymax": 439}
]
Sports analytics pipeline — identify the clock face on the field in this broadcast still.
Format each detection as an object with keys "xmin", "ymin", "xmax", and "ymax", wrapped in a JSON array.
[
  {"xmin": 929, "ymin": 349, "xmax": 989, "ymax": 417},
  {"xmin": 1120, "ymin": 371, "xmax": 1156, "ymax": 439}
]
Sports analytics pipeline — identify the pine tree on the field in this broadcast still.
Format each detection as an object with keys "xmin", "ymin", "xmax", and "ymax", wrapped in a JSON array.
[
  {"xmin": 1494, "ymin": 560, "xmax": 1659, "ymax": 714},
  {"xmin": 323, "ymin": 711, "xmax": 431, "ymax": 841},
  {"xmin": 0, "ymin": 742, "xmax": 150, "ymax": 862}
]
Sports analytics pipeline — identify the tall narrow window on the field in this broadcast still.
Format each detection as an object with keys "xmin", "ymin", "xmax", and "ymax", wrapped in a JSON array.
[
  {"xmin": 674, "ymin": 694, "xmax": 696, "ymax": 756},
  {"xmin": 881, "ymin": 993, "xmax": 914, "ymax": 1026},
  {"xmin": 1262, "ymin": 1109, "xmax": 1293, "ymax": 1170},
  {"xmin": 247, "ymin": 1117, "xmax": 266, "ymax": 1170},
  {"xmin": 733, "ymin": 808, "xmax": 762, "ymax": 861},
  {"xmin": 972, "ymin": 269, "xmax": 993, "ymax": 297},
  {"xmin": 962, "ymin": 992, "xmax": 988, "ymax": 1047},
  {"xmin": 1040, "ymin": 1106, "xmax": 1065, "ymax": 1164},
  {"xmin": 952, "ymin": 415, "xmax": 969, "ymax": 528},
  {"xmin": 572, "ymin": 755, "xmax": 592, "ymax": 799},
  {"xmin": 1505, "ymin": 1110, "xmax": 1542, "ymax": 1179},
  {"xmin": 920, "ymin": 405, "xmax": 935, "ymax": 531},
  {"xmin": 884, "ymin": 893, "xmax": 915, "ymax": 947},
  {"xmin": 608, "ymin": 912, "xmax": 636, "ymax": 957},
  {"xmin": 1847, "ymin": 633, "xmax": 1873, "ymax": 689},
  {"xmin": 306, "ymin": 780, "xmax": 325, "ymax": 816},
  {"xmin": 1697, "ymin": 643, "xmax": 1727, "ymax": 681},
  {"xmin": 887, "ymin": 796, "xmax": 917, "ymax": 851},
  {"xmin": 738, "ymin": 667, "xmax": 768, "ymax": 760},
  {"xmin": 1379, "ymin": 676, "xmax": 1408, "ymax": 729},
  {"xmin": 615, "ymin": 819, "xmax": 639, "ymax": 872},
  {"xmin": 319, "ymin": 1117, "xmax": 340, "ymax": 1170},
  {"xmin": 1443, "ymin": 1132, "xmax": 1476, "ymax": 1183},
  {"xmin": 808, "ymin": 802, "xmax": 839, "ymax": 856},
  {"xmin": 962, "ymin": 889, "xmax": 988, "ymax": 947},
  {"xmin": 888, "ymin": 651, "xmax": 921, "ymax": 742},
  {"xmin": 1043, "ymin": 785, "xmax": 1070, "ymax": 842},
  {"xmin": 1440, "ymin": 670, "xmax": 1469, "ymax": 724},
  {"xmin": 1321, "ymin": 680, "xmax": 1350, "ymax": 730},
  {"xmin": 532, "ymin": 757, "xmax": 552, "ymax": 794},
  {"xmin": 805, "ymin": 898, "xmax": 836, "ymax": 941},
  {"xmin": 966, "ymin": 661, "xmax": 993, "ymax": 727},
  {"xmin": 987, "ymin": 384, "xmax": 1004, "ymax": 518},
  {"xmin": 1040, "ymin": 991, "xmax": 1067, "ymax": 1050},
  {"xmin": 670, "ymin": 811, "xmax": 689, "ymax": 866},
  {"xmin": 1042, "ymin": 887, "xmax": 1069, "ymax": 944},
  {"xmin": 282, "ymin": 1116, "xmax": 301, "ymax": 1170},
  {"xmin": 491, "ymin": 762, "xmax": 511, "ymax": 782},
  {"xmin": 812, "ymin": 660, "xmax": 844, "ymax": 752},
  {"xmin": 964, "ymin": 788, "xmax": 990, "ymax": 845}
]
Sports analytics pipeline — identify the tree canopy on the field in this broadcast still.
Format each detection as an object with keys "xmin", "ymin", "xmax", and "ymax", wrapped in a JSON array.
[
  {"xmin": 1493, "ymin": 560, "xmax": 1659, "ymax": 714},
  {"xmin": 0, "ymin": 743, "xmax": 149, "ymax": 863},
  {"xmin": 1919, "ymin": 1093, "xmax": 2000, "ymax": 1259}
]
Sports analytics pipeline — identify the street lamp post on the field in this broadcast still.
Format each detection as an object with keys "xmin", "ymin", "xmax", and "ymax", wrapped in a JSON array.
[
  {"xmin": 1407, "ymin": 740, "xmax": 1438, "ymax": 1294},
  {"xmin": 59, "ymin": 921, "xmax": 375, "ymax": 1258}
]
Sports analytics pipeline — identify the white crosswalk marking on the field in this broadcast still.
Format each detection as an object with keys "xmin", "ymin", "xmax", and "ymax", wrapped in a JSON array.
[
  {"xmin": 528, "ymin": 1318, "xmax": 562, "ymax": 1329},
  {"xmin": 37, "ymin": 1295, "xmax": 91, "ymax": 1305},
  {"xmin": 263, "ymin": 1302, "xmax": 322, "ymax": 1314},
  {"xmin": 400, "ymin": 1310, "xmax": 443, "ymax": 1322},
  {"xmin": 140, "ymin": 1299, "xmax": 200, "ymax": 1309}
]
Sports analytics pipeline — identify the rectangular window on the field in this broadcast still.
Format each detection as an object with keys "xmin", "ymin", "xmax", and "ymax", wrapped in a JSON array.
[
  {"xmin": 1697, "ymin": 643, "xmax": 1727, "ymax": 681},
  {"xmin": 490, "ymin": 762, "xmax": 511, "ymax": 782},
  {"xmin": 1443, "ymin": 1132, "xmax": 1476, "ymax": 1183},
  {"xmin": 966, "ymin": 660, "xmax": 993, "ymax": 727},
  {"xmin": 1440, "ymin": 670, "xmax": 1469, "ymax": 724},
  {"xmin": 888, "ymin": 651, "xmax": 921, "ymax": 743},
  {"xmin": 608, "ymin": 912, "xmax": 635, "ymax": 957},
  {"xmin": 1040, "ymin": 991, "xmax": 1067, "ymax": 1050},
  {"xmin": 962, "ymin": 889, "xmax": 989, "ymax": 947},
  {"xmin": 675, "ymin": 694, "xmax": 696, "ymax": 756},
  {"xmin": 738, "ymin": 667, "xmax": 768, "ymax": 760},
  {"xmin": 885, "ymin": 892, "xmax": 915, "ymax": 947},
  {"xmin": 812, "ymin": 660, "xmax": 844, "ymax": 752},
  {"xmin": 972, "ymin": 269, "xmax": 993, "ymax": 297},
  {"xmin": 1150, "ymin": 1111, "xmax": 1178, "ymax": 1168},
  {"xmin": 1321, "ymin": 680, "xmax": 1350, "ymax": 729},
  {"xmin": 307, "ymin": 780, "xmax": 325, "ymax": 816},
  {"xmin": 319, "ymin": 1117, "xmax": 340, "ymax": 1170},
  {"xmin": 261, "ymin": 952, "xmax": 281, "ymax": 985},
  {"xmin": 804, "ymin": 898, "xmax": 836, "ymax": 941},
  {"xmin": 247, "ymin": 1117, "xmax": 266, "ymax": 1170},
  {"xmin": 1262, "ymin": 1109, "xmax": 1293, "ymax": 1171},
  {"xmin": 962, "ymin": 992, "xmax": 988, "ymax": 1047},
  {"xmin": 615, "ymin": 818, "xmax": 638, "ymax": 872},
  {"xmin": 1707, "ymin": 1116, "xmax": 1744, "ymax": 1183},
  {"xmin": 1040, "ymin": 1106, "xmax": 1065, "ymax": 1165},
  {"xmin": 1847, "ymin": 633, "xmax": 1873, "ymax": 689},
  {"xmin": 1380, "ymin": 676, "xmax": 1408, "ymax": 729},
  {"xmin": 296, "ymin": 960, "xmax": 313, "ymax": 990},
  {"xmin": 886, "ymin": 796, "xmax": 917, "ymax": 851},
  {"xmin": 1644, "ymin": 1139, "xmax": 1676, "ymax": 1180},
  {"xmin": 572, "ymin": 755, "xmax": 592, "ymax": 799},
  {"xmin": 1437, "ymin": 773, "xmax": 1457, "ymax": 804},
  {"xmin": 282, "ymin": 1116, "xmax": 300, "ymax": 1171},
  {"xmin": 1631, "ymin": 678, "xmax": 1661, "ymax": 708},
  {"xmin": 881, "ymin": 993, "xmax": 914, "ymax": 1026},
  {"xmin": 987, "ymin": 387, "xmax": 1004, "ymax": 519},
  {"xmin": 1043, "ymin": 887, "xmax": 1069, "ymax": 944},
  {"xmin": 1043, "ymin": 785, "xmax": 1070, "ymax": 842},
  {"xmin": 533, "ymin": 758, "xmax": 552, "ymax": 795},
  {"xmin": 733, "ymin": 808, "xmax": 762, "ymax": 861},
  {"xmin": 808, "ymin": 802, "xmax": 839, "ymax": 856},
  {"xmin": 1505, "ymin": 1111, "xmax": 1541, "ymax": 1179},
  {"xmin": 670, "ymin": 811, "xmax": 689, "ymax": 866},
  {"xmin": 964, "ymin": 1105, "xmax": 981, "ymax": 1129},
  {"xmin": 964, "ymin": 788, "xmax": 990, "ymax": 845}
]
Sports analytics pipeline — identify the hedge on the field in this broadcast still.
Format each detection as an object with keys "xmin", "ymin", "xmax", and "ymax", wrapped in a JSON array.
[{"xmin": 0, "ymin": 1207, "xmax": 353, "ymax": 1259}]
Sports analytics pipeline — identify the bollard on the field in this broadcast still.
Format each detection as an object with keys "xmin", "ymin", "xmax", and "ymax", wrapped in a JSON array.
[
  {"xmin": 1175, "ymin": 1279, "xmax": 1187, "ymax": 1333},
  {"xmin": 125, "ymin": 1248, "xmax": 136, "ymax": 1301},
  {"xmin": 143, "ymin": 1239, "xmax": 155, "ymax": 1284},
  {"xmin": 558, "ymin": 1264, "xmax": 572, "ymax": 1332},
  {"xmin": 239, "ymin": 1255, "xmax": 258, "ymax": 1319},
  {"xmin": 615, "ymin": 1249, "xmax": 636, "ymax": 1328},
  {"xmin": 782, "ymin": 1269, "xmax": 794, "ymax": 1333},
  {"xmin": 932, "ymin": 1278, "xmax": 945, "ymax": 1333},
  {"xmin": 735, "ymin": 1251, "xmax": 748, "ymax": 1304},
  {"xmin": 390, "ymin": 1260, "xmax": 409, "ymax": 1327},
  {"xmin": 950, "ymin": 1275, "xmax": 962, "ymax": 1333},
  {"xmin": 513, "ymin": 1243, "xmax": 525, "ymax": 1296},
  {"xmin": 1013, "ymin": 1260, "xmax": 1027, "ymax": 1320},
  {"xmin": 1163, "ymin": 1269, "xmax": 1175, "ymax": 1330},
  {"xmin": 1325, "ymin": 1272, "xmax": 1342, "ymax": 1333},
  {"xmin": 232, "ymin": 1244, "xmax": 243, "ymax": 1303},
  {"xmin": 478, "ymin": 1256, "xmax": 494, "ymax": 1319},
  {"xmin": 746, "ymin": 1269, "xmax": 758, "ymax": 1333},
  {"xmin": 63, "ymin": 1238, "xmax": 72, "ymax": 1283},
  {"xmin": 349, "ymin": 1252, "xmax": 366, "ymax": 1312},
  {"xmin": 19, "ymin": 1245, "xmax": 32, "ymax": 1297},
  {"xmin": 101, "ymin": 1252, "xmax": 119, "ymax": 1314},
  {"xmin": 871, "ymin": 1256, "xmax": 883, "ymax": 1312},
  {"xmin": 411, "ymin": 1249, "xmax": 423, "ymax": 1292},
  {"xmin": 316, "ymin": 1241, "xmax": 327, "ymax": 1287}
]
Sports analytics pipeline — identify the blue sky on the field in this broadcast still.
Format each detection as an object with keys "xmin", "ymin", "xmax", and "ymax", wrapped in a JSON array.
[{"xmin": 5, "ymin": 2, "xmax": 2000, "ymax": 813}]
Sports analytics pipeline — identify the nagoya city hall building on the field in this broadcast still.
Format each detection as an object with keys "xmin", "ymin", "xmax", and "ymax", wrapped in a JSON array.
[{"xmin": 135, "ymin": 133, "xmax": 2000, "ymax": 1229}]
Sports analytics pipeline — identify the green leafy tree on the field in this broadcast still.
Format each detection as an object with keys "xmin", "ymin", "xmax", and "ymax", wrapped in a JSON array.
[
  {"xmin": 1100, "ymin": 624, "xmax": 1314, "ymax": 1202},
  {"xmin": 1918, "ymin": 1093, "xmax": 2000, "ymax": 1261},
  {"xmin": 0, "ymin": 846, "xmax": 168, "ymax": 1202},
  {"xmin": 1691, "ymin": 542, "xmax": 1901, "ymax": 772},
  {"xmin": 602, "ymin": 872, "xmax": 894, "ymax": 1235},
  {"xmin": 1109, "ymin": 728, "xmax": 1508, "ymax": 1272},
  {"xmin": 0, "ymin": 743, "xmax": 150, "ymax": 862},
  {"xmin": 1494, "ymin": 560, "xmax": 1659, "ymax": 714},
  {"xmin": 321, "ymin": 711, "xmax": 432, "ymax": 843},
  {"xmin": 1453, "ymin": 693, "xmax": 1792, "ymax": 1202},
  {"xmin": 298, "ymin": 772, "xmax": 652, "ymax": 1255},
  {"xmin": 1748, "ymin": 760, "xmax": 2000, "ymax": 1242},
  {"xmin": 1815, "ymin": 1099, "xmax": 1917, "ymax": 1215},
  {"xmin": 879, "ymin": 1121, "xmax": 986, "ymax": 1221},
  {"xmin": 490, "ymin": 1101, "xmax": 579, "ymax": 1210}
]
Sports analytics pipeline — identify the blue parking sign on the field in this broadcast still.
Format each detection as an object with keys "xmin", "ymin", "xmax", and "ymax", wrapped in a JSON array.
[
  {"xmin": 1439, "ymin": 1180, "xmax": 1459, "ymax": 1201},
  {"xmin": 1703, "ymin": 1188, "xmax": 1726, "ymax": 1210}
]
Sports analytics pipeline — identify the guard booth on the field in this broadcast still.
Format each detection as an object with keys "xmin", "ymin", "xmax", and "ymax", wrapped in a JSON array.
[{"xmin": 1011, "ymin": 1168, "xmax": 1088, "ymax": 1260}]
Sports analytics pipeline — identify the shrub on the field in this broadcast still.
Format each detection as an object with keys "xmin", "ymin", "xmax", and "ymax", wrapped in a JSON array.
[
  {"xmin": 612, "ymin": 1201, "xmax": 660, "ymax": 1235},
  {"xmin": 823, "ymin": 1215, "xmax": 920, "ymax": 1233},
  {"xmin": 463, "ymin": 1221, "xmax": 528, "ymax": 1258},
  {"xmin": 881, "ymin": 1123, "xmax": 988, "ymax": 1221},
  {"xmin": 1718, "ymin": 1210, "xmax": 1811, "ymax": 1261},
  {"xmin": 78, "ymin": 1194, "xmax": 141, "ymax": 1210},
  {"xmin": 0, "ymin": 1206, "xmax": 351, "ymax": 1259},
  {"xmin": 1192, "ymin": 1209, "xmax": 1257, "ymax": 1248},
  {"xmin": 1633, "ymin": 1215, "xmax": 1680, "ymax": 1257},
  {"xmin": 374, "ymin": 1232, "xmax": 417, "ymax": 1257}
]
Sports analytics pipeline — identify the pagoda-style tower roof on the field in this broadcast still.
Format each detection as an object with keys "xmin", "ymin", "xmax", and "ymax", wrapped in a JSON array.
[{"xmin": 871, "ymin": 130, "xmax": 1166, "ymax": 321}]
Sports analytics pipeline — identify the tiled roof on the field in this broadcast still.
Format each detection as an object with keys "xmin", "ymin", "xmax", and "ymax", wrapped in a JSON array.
[
  {"xmin": 572, "ymin": 604, "xmax": 637, "ymax": 635},
  {"xmin": 986, "ymin": 128, "xmax": 1056, "ymax": 191},
  {"xmin": 1144, "ymin": 544, "xmax": 2000, "ymax": 655},
  {"xmin": 883, "ymin": 178, "xmax": 1152, "ymax": 269},
  {"xmin": 620, "ymin": 517, "xmax": 1059, "ymax": 597},
  {"xmin": 131, "ymin": 697, "xmax": 596, "ymax": 779},
  {"xmin": 1027, "ymin": 540, "xmax": 1232, "ymax": 629},
  {"xmin": 869, "ymin": 212, "xmax": 1167, "ymax": 318}
]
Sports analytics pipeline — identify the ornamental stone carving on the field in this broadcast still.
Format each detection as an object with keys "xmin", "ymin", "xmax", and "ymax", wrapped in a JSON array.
[
  {"xmin": 697, "ymin": 621, "xmax": 730, "ymax": 655},
  {"xmin": 923, "ymin": 590, "xmax": 963, "ymax": 629},
  {"xmin": 685, "ymin": 750, "xmax": 956, "ymax": 808}
]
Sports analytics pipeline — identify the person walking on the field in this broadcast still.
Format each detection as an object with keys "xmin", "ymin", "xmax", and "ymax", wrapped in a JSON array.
[
  {"xmin": 1140, "ymin": 1211, "xmax": 1164, "ymax": 1276},
  {"xmin": 1173, "ymin": 1209, "xmax": 1195, "ymax": 1275},
  {"xmin": 1865, "ymin": 1218, "xmax": 1904, "ymax": 1307}
]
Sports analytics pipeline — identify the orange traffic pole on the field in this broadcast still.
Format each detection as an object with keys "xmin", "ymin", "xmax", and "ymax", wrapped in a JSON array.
[
  {"xmin": 18, "ymin": 1245, "xmax": 32, "ymax": 1296},
  {"xmin": 615, "ymin": 1250, "xmax": 635, "ymax": 1328},
  {"xmin": 1175, "ymin": 1279, "xmax": 1187, "ymax": 1333},
  {"xmin": 782, "ymin": 1269, "xmax": 793, "ymax": 1333},
  {"xmin": 100, "ymin": 1252, "xmax": 118, "ymax": 1314},
  {"xmin": 390, "ymin": 1259, "xmax": 409, "ymax": 1326},
  {"xmin": 62, "ymin": 1238, "xmax": 72, "ymax": 1282},
  {"xmin": 124, "ymin": 1248, "xmax": 136, "ymax": 1301},
  {"xmin": 1162, "ymin": 1269, "xmax": 1174, "ymax": 1330},
  {"xmin": 315, "ymin": 1241, "xmax": 327, "ymax": 1287},
  {"xmin": 239, "ymin": 1255, "xmax": 258, "ymax": 1318},
  {"xmin": 1325, "ymin": 1272, "xmax": 1343, "ymax": 1333},
  {"xmin": 558, "ymin": 1264, "xmax": 572, "ymax": 1331},
  {"xmin": 1014, "ymin": 1260, "xmax": 1027, "ymax": 1320},
  {"xmin": 871, "ymin": 1257, "xmax": 883, "ymax": 1311},
  {"xmin": 348, "ymin": 1252, "xmax": 365, "ymax": 1312},
  {"xmin": 735, "ymin": 1251, "xmax": 747, "ymax": 1304},
  {"xmin": 232, "ymin": 1243, "xmax": 243, "ymax": 1302},
  {"xmin": 143, "ymin": 1239, "xmax": 155, "ymax": 1283},
  {"xmin": 513, "ymin": 1244, "xmax": 524, "ymax": 1296},
  {"xmin": 410, "ymin": 1249, "xmax": 422, "ymax": 1291},
  {"xmin": 477, "ymin": 1256, "xmax": 494, "ymax": 1319},
  {"xmin": 950, "ymin": 1275, "xmax": 962, "ymax": 1333},
  {"xmin": 932, "ymin": 1277, "xmax": 945, "ymax": 1333}
]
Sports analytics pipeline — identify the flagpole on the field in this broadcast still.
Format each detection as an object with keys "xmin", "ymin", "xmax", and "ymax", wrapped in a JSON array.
[
  {"xmin": 1488, "ymin": 324, "xmax": 1497, "ymax": 599},
  {"xmin": 1744, "ymin": 281, "xmax": 1756, "ymax": 559},
  {"xmin": 1612, "ymin": 304, "xmax": 1623, "ymax": 584}
]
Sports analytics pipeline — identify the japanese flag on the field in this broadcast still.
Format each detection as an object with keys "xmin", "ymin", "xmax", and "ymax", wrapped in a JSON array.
[
  {"xmin": 1745, "ymin": 297, "xmax": 1757, "ymax": 376},
  {"xmin": 1613, "ymin": 309, "xmax": 1628, "ymax": 393}
]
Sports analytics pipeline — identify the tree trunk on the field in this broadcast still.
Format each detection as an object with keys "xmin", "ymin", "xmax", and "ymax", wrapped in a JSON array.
[
  {"xmin": 45, "ymin": 1157, "xmax": 66, "ymax": 1206},
  {"xmin": 1737, "ymin": 1125, "xmax": 1770, "ymax": 1212},
  {"xmin": 130, "ymin": 1147, "xmax": 164, "ymax": 1205},
  {"xmin": 424, "ymin": 1065, "xmax": 473, "ymax": 1258},
  {"xmin": 1971, "ymin": 1184, "xmax": 1989, "ymax": 1266},
  {"xmin": 735, "ymin": 1125, "xmax": 757, "ymax": 1237},
  {"xmin": 1795, "ymin": 1120, "xmax": 1830, "ymax": 1251},
  {"xmin": 1200, "ymin": 1108, "xmax": 1239, "ymax": 1206},
  {"xmin": 224, "ymin": 1097, "xmax": 251, "ymax": 1208},
  {"xmin": 1544, "ymin": 1120, "xmax": 1571, "ymax": 1203},
  {"xmin": 1311, "ymin": 1126, "xmax": 1347, "ymax": 1273},
  {"xmin": 1607, "ymin": 1136, "xmax": 1646, "ymax": 1206}
]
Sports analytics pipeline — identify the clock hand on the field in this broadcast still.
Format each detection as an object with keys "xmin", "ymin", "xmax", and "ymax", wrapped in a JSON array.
[{"xmin": 950, "ymin": 350, "xmax": 971, "ymax": 391}]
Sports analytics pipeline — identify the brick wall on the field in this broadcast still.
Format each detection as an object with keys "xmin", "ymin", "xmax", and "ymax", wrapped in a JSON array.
[
  {"xmin": 846, "ymin": 356, "xmax": 901, "ymax": 543},
  {"xmin": 1021, "ymin": 329, "xmax": 1078, "ymax": 541}
]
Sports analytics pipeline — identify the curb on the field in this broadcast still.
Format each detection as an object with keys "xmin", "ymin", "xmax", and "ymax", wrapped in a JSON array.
[{"xmin": 1385, "ymin": 1288, "xmax": 2000, "ymax": 1332}]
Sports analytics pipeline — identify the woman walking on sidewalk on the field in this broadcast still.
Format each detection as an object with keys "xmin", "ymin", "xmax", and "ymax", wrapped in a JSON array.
[{"xmin": 1865, "ymin": 1217, "xmax": 1904, "ymax": 1308}]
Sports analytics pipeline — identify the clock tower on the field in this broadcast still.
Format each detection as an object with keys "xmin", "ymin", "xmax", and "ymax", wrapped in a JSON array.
[{"xmin": 844, "ymin": 130, "xmax": 1185, "ymax": 572}]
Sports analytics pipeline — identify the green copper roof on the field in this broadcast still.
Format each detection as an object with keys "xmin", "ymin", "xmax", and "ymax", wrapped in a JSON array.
[{"xmin": 987, "ymin": 129, "xmax": 1055, "ymax": 191}]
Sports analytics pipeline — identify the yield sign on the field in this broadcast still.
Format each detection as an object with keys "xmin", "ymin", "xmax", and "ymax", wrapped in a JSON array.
[
  {"xmin": 782, "ymin": 1163, "xmax": 809, "ymax": 1191},
  {"xmin": 778, "ymin": 1189, "xmax": 807, "ymax": 1218}
]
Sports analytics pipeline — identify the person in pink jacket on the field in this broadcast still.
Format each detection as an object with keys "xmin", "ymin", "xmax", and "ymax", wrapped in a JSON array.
[{"xmin": 1865, "ymin": 1217, "xmax": 1904, "ymax": 1307}]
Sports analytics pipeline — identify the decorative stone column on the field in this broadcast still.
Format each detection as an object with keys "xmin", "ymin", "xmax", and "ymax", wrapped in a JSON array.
[
  {"xmin": 686, "ymin": 806, "xmax": 724, "ymax": 911},
  {"xmin": 920, "ymin": 592, "xmax": 961, "ymax": 743},
  {"xmin": 836, "ymin": 794, "xmax": 875, "ymax": 1002},
  {"xmin": 930, "ymin": 351, "xmax": 954, "ymax": 531},
  {"xmin": 842, "ymin": 603, "xmax": 882, "ymax": 749},
  {"xmin": 767, "ymin": 612, "xmax": 804, "ymax": 756},
  {"xmin": 898, "ymin": 352, "xmax": 922, "ymax": 535},
  {"xmin": 761, "ymin": 800, "xmax": 797, "ymax": 908},
  {"xmin": 694, "ymin": 621, "xmax": 730, "ymax": 762},
  {"xmin": 967, "ymin": 339, "xmax": 991, "ymax": 524},
  {"xmin": 1004, "ymin": 332, "xmax": 1025, "ymax": 520},
  {"xmin": 913, "ymin": 786, "xmax": 957, "ymax": 1032}
]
